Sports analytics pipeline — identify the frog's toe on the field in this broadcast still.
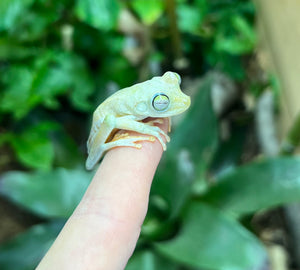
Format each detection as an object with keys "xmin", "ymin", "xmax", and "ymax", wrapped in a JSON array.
[
  {"xmin": 152, "ymin": 126, "xmax": 170, "ymax": 143},
  {"xmin": 86, "ymin": 147, "xmax": 104, "ymax": 170},
  {"xmin": 147, "ymin": 119, "xmax": 171, "ymax": 140},
  {"xmin": 165, "ymin": 133, "xmax": 170, "ymax": 142},
  {"xmin": 135, "ymin": 143, "xmax": 142, "ymax": 149},
  {"xmin": 111, "ymin": 132, "xmax": 129, "ymax": 141},
  {"xmin": 159, "ymin": 138, "xmax": 167, "ymax": 151},
  {"xmin": 113, "ymin": 133, "xmax": 156, "ymax": 143},
  {"xmin": 103, "ymin": 135, "xmax": 156, "ymax": 152},
  {"xmin": 153, "ymin": 134, "xmax": 167, "ymax": 151}
]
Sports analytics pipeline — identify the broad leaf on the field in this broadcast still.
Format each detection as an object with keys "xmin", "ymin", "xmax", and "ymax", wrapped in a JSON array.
[
  {"xmin": 52, "ymin": 129, "xmax": 84, "ymax": 169},
  {"xmin": 203, "ymin": 157, "xmax": 300, "ymax": 216},
  {"xmin": 0, "ymin": 221, "xmax": 64, "ymax": 270},
  {"xmin": 75, "ymin": 0, "xmax": 120, "ymax": 31},
  {"xmin": 126, "ymin": 250, "xmax": 178, "ymax": 270},
  {"xmin": 214, "ymin": 14, "xmax": 256, "ymax": 55},
  {"xmin": 0, "ymin": 168, "xmax": 92, "ymax": 218},
  {"xmin": 9, "ymin": 122, "xmax": 59, "ymax": 170},
  {"xmin": 155, "ymin": 202, "xmax": 267, "ymax": 270},
  {"xmin": 152, "ymin": 75, "xmax": 218, "ymax": 217},
  {"xmin": 131, "ymin": 0, "xmax": 164, "ymax": 25},
  {"xmin": 0, "ymin": 66, "xmax": 35, "ymax": 118},
  {"xmin": 177, "ymin": 4, "xmax": 204, "ymax": 34},
  {"xmin": 209, "ymin": 118, "xmax": 250, "ymax": 177},
  {"xmin": 0, "ymin": 51, "xmax": 94, "ymax": 118},
  {"xmin": 102, "ymin": 56, "xmax": 138, "ymax": 88},
  {"xmin": 0, "ymin": 0, "xmax": 34, "ymax": 30},
  {"xmin": 204, "ymin": 50, "xmax": 245, "ymax": 80},
  {"xmin": 32, "ymin": 51, "xmax": 95, "ymax": 111},
  {"xmin": 7, "ymin": 9, "xmax": 58, "ymax": 42}
]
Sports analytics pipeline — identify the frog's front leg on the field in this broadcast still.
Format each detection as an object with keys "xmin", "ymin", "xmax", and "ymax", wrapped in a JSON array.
[
  {"xmin": 86, "ymin": 114, "xmax": 116, "ymax": 170},
  {"xmin": 146, "ymin": 117, "xmax": 171, "ymax": 132},
  {"xmin": 86, "ymin": 115, "xmax": 158, "ymax": 170},
  {"xmin": 115, "ymin": 117, "xmax": 170, "ymax": 151}
]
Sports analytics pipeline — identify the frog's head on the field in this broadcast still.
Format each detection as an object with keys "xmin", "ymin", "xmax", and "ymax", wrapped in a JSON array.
[{"xmin": 133, "ymin": 71, "xmax": 191, "ymax": 118}]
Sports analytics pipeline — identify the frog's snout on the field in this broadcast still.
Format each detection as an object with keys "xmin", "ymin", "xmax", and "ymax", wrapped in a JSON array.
[
  {"xmin": 179, "ymin": 92, "xmax": 191, "ymax": 109},
  {"xmin": 184, "ymin": 95, "xmax": 191, "ymax": 108},
  {"xmin": 173, "ymin": 93, "xmax": 191, "ymax": 114}
]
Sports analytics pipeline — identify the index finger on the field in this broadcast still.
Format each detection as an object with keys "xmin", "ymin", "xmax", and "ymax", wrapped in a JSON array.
[{"xmin": 36, "ymin": 118, "xmax": 169, "ymax": 270}]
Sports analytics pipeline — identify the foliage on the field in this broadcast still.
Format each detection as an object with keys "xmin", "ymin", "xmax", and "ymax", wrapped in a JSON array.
[
  {"xmin": 155, "ymin": 202, "xmax": 266, "ymax": 270},
  {"xmin": 0, "ymin": 0, "xmax": 297, "ymax": 270},
  {"xmin": 0, "ymin": 222, "xmax": 64, "ymax": 270},
  {"xmin": 0, "ymin": 168, "xmax": 92, "ymax": 217}
]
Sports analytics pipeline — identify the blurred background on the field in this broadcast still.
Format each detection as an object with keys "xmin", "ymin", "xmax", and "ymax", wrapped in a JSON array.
[{"xmin": 1, "ymin": 0, "xmax": 300, "ymax": 269}]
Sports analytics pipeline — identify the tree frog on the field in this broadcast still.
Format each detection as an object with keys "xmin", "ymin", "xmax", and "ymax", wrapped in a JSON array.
[{"xmin": 86, "ymin": 71, "xmax": 191, "ymax": 170}]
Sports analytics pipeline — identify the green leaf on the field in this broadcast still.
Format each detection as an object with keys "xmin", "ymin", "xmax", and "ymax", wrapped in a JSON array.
[
  {"xmin": 232, "ymin": 15, "xmax": 256, "ymax": 45},
  {"xmin": 177, "ymin": 4, "xmax": 203, "ymax": 34},
  {"xmin": 126, "ymin": 250, "xmax": 178, "ymax": 270},
  {"xmin": 10, "ymin": 122, "xmax": 59, "ymax": 170},
  {"xmin": 8, "ymin": 10, "xmax": 58, "ymax": 42},
  {"xmin": 169, "ymin": 77, "xmax": 218, "ymax": 163},
  {"xmin": 75, "ymin": 0, "xmax": 120, "ymax": 31},
  {"xmin": 152, "ymin": 75, "xmax": 218, "ymax": 217},
  {"xmin": 52, "ymin": 129, "xmax": 84, "ymax": 169},
  {"xmin": 155, "ymin": 202, "xmax": 267, "ymax": 270},
  {"xmin": 0, "ymin": 168, "xmax": 92, "ymax": 218},
  {"xmin": 203, "ymin": 157, "xmax": 300, "ymax": 216},
  {"xmin": 0, "ymin": 221, "xmax": 63, "ymax": 270},
  {"xmin": 131, "ymin": 0, "xmax": 164, "ymax": 25},
  {"xmin": 102, "ymin": 56, "xmax": 138, "ymax": 88},
  {"xmin": 0, "ymin": 66, "xmax": 36, "ymax": 118},
  {"xmin": 215, "ymin": 37, "xmax": 251, "ymax": 55},
  {"xmin": 204, "ymin": 50, "xmax": 245, "ymax": 80},
  {"xmin": 215, "ymin": 15, "xmax": 256, "ymax": 55},
  {"xmin": 0, "ymin": 51, "xmax": 94, "ymax": 118},
  {"xmin": 0, "ymin": 0, "xmax": 34, "ymax": 30},
  {"xmin": 32, "ymin": 51, "xmax": 95, "ymax": 111},
  {"xmin": 210, "ymin": 118, "xmax": 250, "ymax": 177}
]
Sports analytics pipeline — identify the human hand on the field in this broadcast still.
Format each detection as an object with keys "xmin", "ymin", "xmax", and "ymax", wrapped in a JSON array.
[{"xmin": 36, "ymin": 119, "xmax": 169, "ymax": 270}]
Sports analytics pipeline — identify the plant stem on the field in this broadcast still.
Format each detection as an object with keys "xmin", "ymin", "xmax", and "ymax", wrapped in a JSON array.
[{"xmin": 165, "ymin": 0, "xmax": 182, "ymax": 60}]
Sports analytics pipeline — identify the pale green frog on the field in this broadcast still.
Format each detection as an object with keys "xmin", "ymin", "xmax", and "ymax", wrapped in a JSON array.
[{"xmin": 86, "ymin": 71, "xmax": 191, "ymax": 170}]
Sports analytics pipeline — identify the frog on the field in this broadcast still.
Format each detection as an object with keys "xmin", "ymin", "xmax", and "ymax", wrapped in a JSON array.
[{"xmin": 86, "ymin": 71, "xmax": 191, "ymax": 170}]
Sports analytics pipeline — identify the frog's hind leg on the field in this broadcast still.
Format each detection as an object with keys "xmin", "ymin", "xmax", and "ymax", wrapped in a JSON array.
[{"xmin": 86, "ymin": 134, "xmax": 156, "ymax": 170}]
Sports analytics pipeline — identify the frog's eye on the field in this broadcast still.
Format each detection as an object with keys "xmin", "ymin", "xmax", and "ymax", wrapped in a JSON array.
[{"xmin": 152, "ymin": 94, "xmax": 170, "ymax": 111}]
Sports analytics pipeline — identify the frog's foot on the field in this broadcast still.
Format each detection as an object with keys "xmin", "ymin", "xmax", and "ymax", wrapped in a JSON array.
[
  {"xmin": 144, "ymin": 120, "xmax": 170, "ymax": 144},
  {"xmin": 146, "ymin": 118, "xmax": 172, "ymax": 133},
  {"xmin": 154, "ymin": 127, "xmax": 170, "ymax": 144},
  {"xmin": 111, "ymin": 132, "xmax": 156, "ymax": 143},
  {"xmin": 115, "ymin": 117, "xmax": 170, "ymax": 151},
  {"xmin": 103, "ymin": 135, "xmax": 156, "ymax": 151}
]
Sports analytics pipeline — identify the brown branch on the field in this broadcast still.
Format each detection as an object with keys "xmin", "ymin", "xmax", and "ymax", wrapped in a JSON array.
[{"xmin": 165, "ymin": 0, "xmax": 182, "ymax": 60}]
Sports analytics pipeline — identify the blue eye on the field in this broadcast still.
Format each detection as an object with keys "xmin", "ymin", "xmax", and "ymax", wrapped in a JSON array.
[{"xmin": 152, "ymin": 94, "xmax": 169, "ymax": 111}]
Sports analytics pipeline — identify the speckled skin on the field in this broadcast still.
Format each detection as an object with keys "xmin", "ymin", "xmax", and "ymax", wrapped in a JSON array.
[{"xmin": 86, "ymin": 71, "xmax": 191, "ymax": 170}]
